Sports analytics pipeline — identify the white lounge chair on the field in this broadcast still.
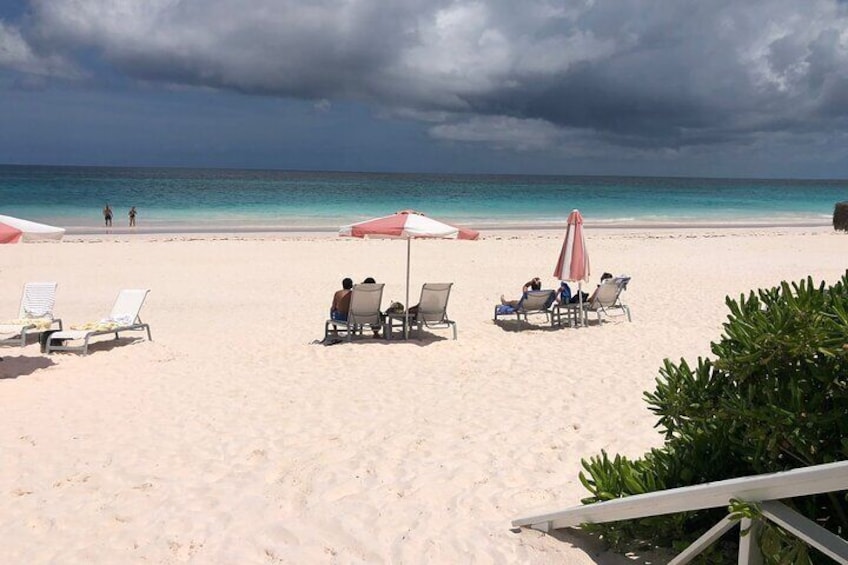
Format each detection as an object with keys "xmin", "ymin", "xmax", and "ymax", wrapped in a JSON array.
[
  {"xmin": 46, "ymin": 289, "xmax": 152, "ymax": 355},
  {"xmin": 324, "ymin": 283, "xmax": 384, "ymax": 342},
  {"xmin": 0, "ymin": 282, "xmax": 62, "ymax": 347},
  {"xmin": 583, "ymin": 275, "xmax": 632, "ymax": 323},
  {"xmin": 493, "ymin": 289, "xmax": 558, "ymax": 327},
  {"xmin": 387, "ymin": 282, "xmax": 457, "ymax": 340}
]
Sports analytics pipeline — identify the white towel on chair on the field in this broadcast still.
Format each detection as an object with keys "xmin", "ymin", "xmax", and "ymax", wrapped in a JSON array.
[{"xmin": 22, "ymin": 283, "xmax": 57, "ymax": 318}]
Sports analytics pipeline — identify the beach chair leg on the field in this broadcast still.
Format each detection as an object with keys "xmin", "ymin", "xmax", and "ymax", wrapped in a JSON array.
[{"xmin": 39, "ymin": 330, "xmax": 59, "ymax": 353}]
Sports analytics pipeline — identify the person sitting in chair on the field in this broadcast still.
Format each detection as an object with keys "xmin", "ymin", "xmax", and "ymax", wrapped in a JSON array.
[
  {"xmin": 330, "ymin": 277, "xmax": 354, "ymax": 322},
  {"xmin": 362, "ymin": 276, "xmax": 381, "ymax": 337},
  {"xmin": 500, "ymin": 277, "xmax": 542, "ymax": 309},
  {"xmin": 570, "ymin": 272, "xmax": 613, "ymax": 304},
  {"xmin": 554, "ymin": 281, "xmax": 572, "ymax": 305}
]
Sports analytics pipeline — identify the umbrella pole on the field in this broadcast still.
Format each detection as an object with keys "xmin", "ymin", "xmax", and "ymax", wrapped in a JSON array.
[
  {"xmin": 404, "ymin": 238, "xmax": 411, "ymax": 339},
  {"xmin": 578, "ymin": 282, "xmax": 584, "ymax": 327}
]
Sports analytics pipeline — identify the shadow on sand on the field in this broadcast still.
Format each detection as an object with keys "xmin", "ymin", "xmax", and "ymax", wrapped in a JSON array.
[
  {"xmin": 493, "ymin": 319, "xmax": 564, "ymax": 332},
  {"xmin": 315, "ymin": 330, "xmax": 452, "ymax": 347},
  {"xmin": 0, "ymin": 354, "xmax": 57, "ymax": 379},
  {"xmin": 514, "ymin": 526, "xmax": 671, "ymax": 564}
]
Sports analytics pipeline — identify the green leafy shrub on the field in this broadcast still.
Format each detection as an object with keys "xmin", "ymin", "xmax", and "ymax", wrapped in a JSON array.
[{"xmin": 578, "ymin": 273, "xmax": 848, "ymax": 563}]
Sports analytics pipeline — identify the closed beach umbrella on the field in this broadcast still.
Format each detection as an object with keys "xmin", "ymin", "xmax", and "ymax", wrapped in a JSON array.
[
  {"xmin": 553, "ymin": 209, "xmax": 590, "ymax": 323},
  {"xmin": 0, "ymin": 214, "xmax": 65, "ymax": 243},
  {"xmin": 340, "ymin": 210, "xmax": 479, "ymax": 337}
]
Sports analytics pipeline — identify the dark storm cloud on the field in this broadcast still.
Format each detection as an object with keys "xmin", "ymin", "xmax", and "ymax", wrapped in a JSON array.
[{"xmin": 3, "ymin": 0, "xmax": 848, "ymax": 154}]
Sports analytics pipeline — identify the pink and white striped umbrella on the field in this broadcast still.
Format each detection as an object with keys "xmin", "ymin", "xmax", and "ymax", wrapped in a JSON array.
[
  {"xmin": 553, "ymin": 210, "xmax": 590, "ymax": 324},
  {"xmin": 553, "ymin": 209, "xmax": 590, "ymax": 282},
  {"xmin": 340, "ymin": 210, "xmax": 478, "ymax": 336},
  {"xmin": 0, "ymin": 214, "xmax": 65, "ymax": 244},
  {"xmin": 340, "ymin": 209, "xmax": 479, "ymax": 241}
]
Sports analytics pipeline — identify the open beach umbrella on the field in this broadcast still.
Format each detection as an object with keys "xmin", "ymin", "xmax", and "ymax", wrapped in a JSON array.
[
  {"xmin": 553, "ymin": 209, "xmax": 590, "ymax": 324},
  {"xmin": 340, "ymin": 210, "xmax": 479, "ymax": 337},
  {"xmin": 0, "ymin": 214, "xmax": 65, "ymax": 243}
]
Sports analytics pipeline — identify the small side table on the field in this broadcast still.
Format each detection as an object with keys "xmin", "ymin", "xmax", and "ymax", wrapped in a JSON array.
[
  {"xmin": 553, "ymin": 304, "xmax": 584, "ymax": 328},
  {"xmin": 383, "ymin": 312, "xmax": 413, "ymax": 340}
]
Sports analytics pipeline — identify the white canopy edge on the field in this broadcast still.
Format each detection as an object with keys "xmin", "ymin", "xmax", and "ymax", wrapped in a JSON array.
[{"xmin": 0, "ymin": 214, "xmax": 65, "ymax": 241}]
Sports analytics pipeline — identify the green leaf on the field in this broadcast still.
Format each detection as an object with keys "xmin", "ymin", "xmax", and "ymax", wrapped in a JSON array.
[{"xmin": 576, "ymin": 271, "xmax": 848, "ymax": 562}]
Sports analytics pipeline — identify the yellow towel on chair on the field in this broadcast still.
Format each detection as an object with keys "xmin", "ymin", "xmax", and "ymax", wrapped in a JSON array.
[
  {"xmin": 71, "ymin": 321, "xmax": 121, "ymax": 332},
  {"xmin": 0, "ymin": 318, "xmax": 53, "ymax": 331}
]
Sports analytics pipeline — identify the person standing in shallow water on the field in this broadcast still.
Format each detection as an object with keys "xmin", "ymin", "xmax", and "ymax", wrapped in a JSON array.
[
  {"xmin": 129, "ymin": 206, "xmax": 137, "ymax": 227},
  {"xmin": 103, "ymin": 204, "xmax": 113, "ymax": 227}
]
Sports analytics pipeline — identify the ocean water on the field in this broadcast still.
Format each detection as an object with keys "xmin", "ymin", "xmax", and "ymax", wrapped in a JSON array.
[{"xmin": 0, "ymin": 165, "xmax": 845, "ymax": 232}]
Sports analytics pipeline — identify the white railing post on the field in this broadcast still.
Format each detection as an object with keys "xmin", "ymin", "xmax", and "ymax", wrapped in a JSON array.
[
  {"xmin": 760, "ymin": 501, "xmax": 848, "ymax": 562},
  {"xmin": 512, "ymin": 461, "xmax": 848, "ymax": 562},
  {"xmin": 737, "ymin": 518, "xmax": 762, "ymax": 565},
  {"xmin": 668, "ymin": 515, "xmax": 736, "ymax": 565}
]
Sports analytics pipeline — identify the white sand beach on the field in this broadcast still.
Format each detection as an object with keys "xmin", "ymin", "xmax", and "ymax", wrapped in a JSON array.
[{"xmin": 0, "ymin": 227, "xmax": 845, "ymax": 563}]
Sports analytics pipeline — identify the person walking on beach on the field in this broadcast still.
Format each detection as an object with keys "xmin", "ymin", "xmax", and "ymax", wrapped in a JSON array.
[
  {"xmin": 129, "ymin": 206, "xmax": 137, "ymax": 227},
  {"xmin": 103, "ymin": 204, "xmax": 113, "ymax": 227}
]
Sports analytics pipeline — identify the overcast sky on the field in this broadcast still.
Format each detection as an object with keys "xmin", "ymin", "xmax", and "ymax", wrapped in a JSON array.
[{"xmin": 2, "ymin": 0, "xmax": 848, "ymax": 178}]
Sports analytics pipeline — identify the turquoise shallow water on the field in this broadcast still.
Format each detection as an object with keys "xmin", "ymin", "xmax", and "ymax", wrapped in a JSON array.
[{"xmin": 0, "ymin": 165, "xmax": 844, "ymax": 232}]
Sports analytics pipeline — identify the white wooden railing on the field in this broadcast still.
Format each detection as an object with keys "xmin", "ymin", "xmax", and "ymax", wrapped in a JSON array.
[{"xmin": 512, "ymin": 460, "xmax": 848, "ymax": 564}]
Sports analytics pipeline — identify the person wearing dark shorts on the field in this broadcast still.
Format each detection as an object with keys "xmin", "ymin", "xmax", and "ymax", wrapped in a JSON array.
[{"xmin": 330, "ymin": 277, "xmax": 354, "ymax": 326}]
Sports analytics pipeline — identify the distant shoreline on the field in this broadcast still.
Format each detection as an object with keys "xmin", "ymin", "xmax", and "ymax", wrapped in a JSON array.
[{"xmin": 61, "ymin": 218, "xmax": 834, "ymax": 238}]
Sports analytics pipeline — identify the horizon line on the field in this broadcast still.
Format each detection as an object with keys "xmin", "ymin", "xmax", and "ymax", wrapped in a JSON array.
[{"xmin": 2, "ymin": 162, "xmax": 847, "ymax": 184}]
